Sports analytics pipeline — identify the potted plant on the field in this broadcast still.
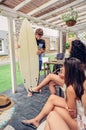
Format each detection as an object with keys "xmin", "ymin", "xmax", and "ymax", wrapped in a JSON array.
[
  {"xmin": 62, "ymin": 7, "xmax": 78, "ymax": 26},
  {"xmin": 65, "ymin": 42, "xmax": 70, "ymax": 58},
  {"xmin": 66, "ymin": 42, "xmax": 70, "ymax": 49}
]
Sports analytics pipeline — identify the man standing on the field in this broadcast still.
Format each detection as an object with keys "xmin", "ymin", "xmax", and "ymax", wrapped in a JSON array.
[{"xmin": 35, "ymin": 28, "xmax": 46, "ymax": 71}]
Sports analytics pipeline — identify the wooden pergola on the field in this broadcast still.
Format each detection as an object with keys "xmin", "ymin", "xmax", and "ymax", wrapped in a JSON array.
[{"xmin": 0, "ymin": 0, "xmax": 86, "ymax": 93}]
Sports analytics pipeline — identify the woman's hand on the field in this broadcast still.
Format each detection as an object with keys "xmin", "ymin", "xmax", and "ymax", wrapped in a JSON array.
[{"xmin": 68, "ymin": 108, "xmax": 77, "ymax": 118}]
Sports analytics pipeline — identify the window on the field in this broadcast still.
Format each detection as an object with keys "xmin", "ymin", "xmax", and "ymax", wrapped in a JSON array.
[
  {"xmin": 50, "ymin": 37, "xmax": 57, "ymax": 50},
  {"xmin": 0, "ymin": 39, "xmax": 3, "ymax": 51}
]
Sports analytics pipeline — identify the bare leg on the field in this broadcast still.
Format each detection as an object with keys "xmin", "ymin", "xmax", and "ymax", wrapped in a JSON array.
[
  {"xmin": 44, "ymin": 111, "xmax": 70, "ymax": 130},
  {"xmin": 29, "ymin": 73, "xmax": 64, "ymax": 92},
  {"xmin": 44, "ymin": 121, "xmax": 50, "ymax": 130},
  {"xmin": 22, "ymin": 95, "xmax": 67, "ymax": 128},
  {"xmin": 48, "ymin": 81, "xmax": 56, "ymax": 94},
  {"xmin": 54, "ymin": 107, "xmax": 78, "ymax": 130}
]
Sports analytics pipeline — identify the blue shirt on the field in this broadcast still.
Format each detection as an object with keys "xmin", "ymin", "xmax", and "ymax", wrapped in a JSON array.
[{"xmin": 36, "ymin": 39, "xmax": 46, "ymax": 61}]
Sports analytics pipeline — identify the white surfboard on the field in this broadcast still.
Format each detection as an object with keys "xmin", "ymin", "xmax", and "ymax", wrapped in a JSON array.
[{"xmin": 18, "ymin": 18, "xmax": 39, "ymax": 91}]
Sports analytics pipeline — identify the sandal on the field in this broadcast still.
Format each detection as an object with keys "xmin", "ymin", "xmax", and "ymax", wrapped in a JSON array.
[
  {"xmin": 21, "ymin": 120, "xmax": 37, "ymax": 129},
  {"xmin": 28, "ymin": 89, "xmax": 40, "ymax": 94}
]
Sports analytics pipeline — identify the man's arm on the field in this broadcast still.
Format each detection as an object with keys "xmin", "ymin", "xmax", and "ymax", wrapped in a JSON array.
[{"xmin": 37, "ymin": 48, "xmax": 45, "ymax": 55}]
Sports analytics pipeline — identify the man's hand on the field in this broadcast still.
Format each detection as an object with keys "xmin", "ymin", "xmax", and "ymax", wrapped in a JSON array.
[
  {"xmin": 37, "ymin": 48, "xmax": 45, "ymax": 55},
  {"xmin": 37, "ymin": 49, "xmax": 42, "ymax": 55}
]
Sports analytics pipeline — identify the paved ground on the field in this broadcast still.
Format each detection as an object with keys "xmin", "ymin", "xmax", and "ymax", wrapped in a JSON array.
[{"xmin": 2, "ymin": 76, "xmax": 64, "ymax": 130}]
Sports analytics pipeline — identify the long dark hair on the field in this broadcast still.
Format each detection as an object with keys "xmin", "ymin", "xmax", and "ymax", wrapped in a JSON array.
[
  {"xmin": 70, "ymin": 40, "xmax": 86, "ymax": 64},
  {"xmin": 64, "ymin": 57, "xmax": 85, "ymax": 99}
]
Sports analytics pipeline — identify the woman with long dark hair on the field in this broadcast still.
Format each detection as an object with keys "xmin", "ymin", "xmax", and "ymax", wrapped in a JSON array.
[
  {"xmin": 22, "ymin": 57, "xmax": 86, "ymax": 130},
  {"xmin": 70, "ymin": 39, "xmax": 86, "ymax": 64},
  {"xmin": 28, "ymin": 39, "xmax": 86, "ymax": 96}
]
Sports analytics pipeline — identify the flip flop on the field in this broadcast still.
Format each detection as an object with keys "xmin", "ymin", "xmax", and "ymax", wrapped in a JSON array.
[
  {"xmin": 28, "ymin": 88, "xmax": 40, "ymax": 94},
  {"xmin": 21, "ymin": 121, "xmax": 37, "ymax": 129}
]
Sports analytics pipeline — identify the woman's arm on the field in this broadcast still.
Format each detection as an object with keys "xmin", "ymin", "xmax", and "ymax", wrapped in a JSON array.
[{"xmin": 66, "ymin": 86, "xmax": 77, "ymax": 118}]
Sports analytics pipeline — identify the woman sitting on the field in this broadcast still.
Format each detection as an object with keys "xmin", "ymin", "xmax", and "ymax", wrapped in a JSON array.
[
  {"xmin": 28, "ymin": 39, "xmax": 86, "ymax": 96},
  {"xmin": 22, "ymin": 57, "xmax": 86, "ymax": 130}
]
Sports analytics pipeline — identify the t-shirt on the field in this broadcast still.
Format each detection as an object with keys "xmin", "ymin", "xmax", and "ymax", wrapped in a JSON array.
[{"xmin": 36, "ymin": 39, "xmax": 46, "ymax": 61}]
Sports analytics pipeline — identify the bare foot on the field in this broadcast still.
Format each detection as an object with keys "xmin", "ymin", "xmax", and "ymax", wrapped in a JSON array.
[{"xmin": 22, "ymin": 118, "xmax": 40, "ymax": 128}]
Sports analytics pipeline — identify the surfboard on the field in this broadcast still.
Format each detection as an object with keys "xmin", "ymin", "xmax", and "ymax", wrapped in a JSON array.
[{"xmin": 18, "ymin": 18, "xmax": 39, "ymax": 91}]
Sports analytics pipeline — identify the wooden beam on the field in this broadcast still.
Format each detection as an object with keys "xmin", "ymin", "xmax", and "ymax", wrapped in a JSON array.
[
  {"xmin": 28, "ymin": 0, "xmax": 59, "ymax": 15},
  {"xmin": 46, "ymin": 4, "xmax": 86, "ymax": 22},
  {"xmin": 14, "ymin": 0, "xmax": 32, "ymax": 11},
  {"xmin": 0, "ymin": 5, "xmax": 68, "ymax": 32},
  {"xmin": 8, "ymin": 17, "xmax": 17, "ymax": 93},
  {"xmin": 38, "ymin": 0, "xmax": 85, "ymax": 19},
  {"xmin": 52, "ymin": 13, "xmax": 86, "ymax": 25}
]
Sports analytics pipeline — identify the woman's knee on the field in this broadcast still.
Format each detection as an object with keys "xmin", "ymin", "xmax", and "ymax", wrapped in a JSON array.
[
  {"xmin": 47, "ymin": 73, "xmax": 54, "ymax": 80},
  {"xmin": 48, "ymin": 95, "xmax": 56, "ymax": 102}
]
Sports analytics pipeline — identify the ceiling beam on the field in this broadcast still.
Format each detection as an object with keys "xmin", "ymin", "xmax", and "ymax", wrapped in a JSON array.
[
  {"xmin": 28, "ymin": 0, "xmax": 59, "ymax": 15},
  {"xmin": 14, "ymin": 0, "xmax": 32, "ymax": 11},
  {"xmin": 53, "ymin": 20, "xmax": 86, "ymax": 29},
  {"xmin": 77, "ymin": 28, "xmax": 86, "ymax": 33},
  {"xmin": 71, "ymin": 23, "xmax": 86, "ymax": 28},
  {"xmin": 72, "ymin": 26, "xmax": 86, "ymax": 31},
  {"xmin": 65, "ymin": 22, "xmax": 86, "ymax": 32},
  {"xmin": 38, "ymin": 0, "xmax": 85, "ymax": 19},
  {"xmin": 46, "ymin": 4, "xmax": 86, "ymax": 22},
  {"xmin": 52, "ymin": 18, "xmax": 86, "ymax": 32},
  {"xmin": 0, "ymin": 5, "xmax": 68, "ymax": 32},
  {"xmin": 52, "ymin": 13, "xmax": 86, "ymax": 25}
]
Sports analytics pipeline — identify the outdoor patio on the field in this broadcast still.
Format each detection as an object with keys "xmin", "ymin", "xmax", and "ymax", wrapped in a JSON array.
[
  {"xmin": 0, "ymin": 0, "xmax": 86, "ymax": 130},
  {"xmin": 2, "ymin": 76, "xmax": 64, "ymax": 130}
]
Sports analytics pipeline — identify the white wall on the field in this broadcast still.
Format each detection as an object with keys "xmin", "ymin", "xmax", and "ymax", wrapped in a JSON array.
[{"xmin": 0, "ymin": 16, "xmax": 8, "ymax": 31}]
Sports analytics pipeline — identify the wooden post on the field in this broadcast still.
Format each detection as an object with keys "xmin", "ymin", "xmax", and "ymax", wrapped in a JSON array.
[{"xmin": 8, "ymin": 17, "xmax": 17, "ymax": 93}]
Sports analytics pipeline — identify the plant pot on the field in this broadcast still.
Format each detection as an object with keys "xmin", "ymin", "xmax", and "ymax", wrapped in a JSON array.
[{"xmin": 66, "ymin": 20, "xmax": 76, "ymax": 26}]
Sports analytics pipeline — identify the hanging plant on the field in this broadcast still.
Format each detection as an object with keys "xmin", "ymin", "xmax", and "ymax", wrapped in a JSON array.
[
  {"xmin": 66, "ymin": 20, "xmax": 76, "ymax": 26},
  {"xmin": 62, "ymin": 7, "xmax": 78, "ymax": 26}
]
